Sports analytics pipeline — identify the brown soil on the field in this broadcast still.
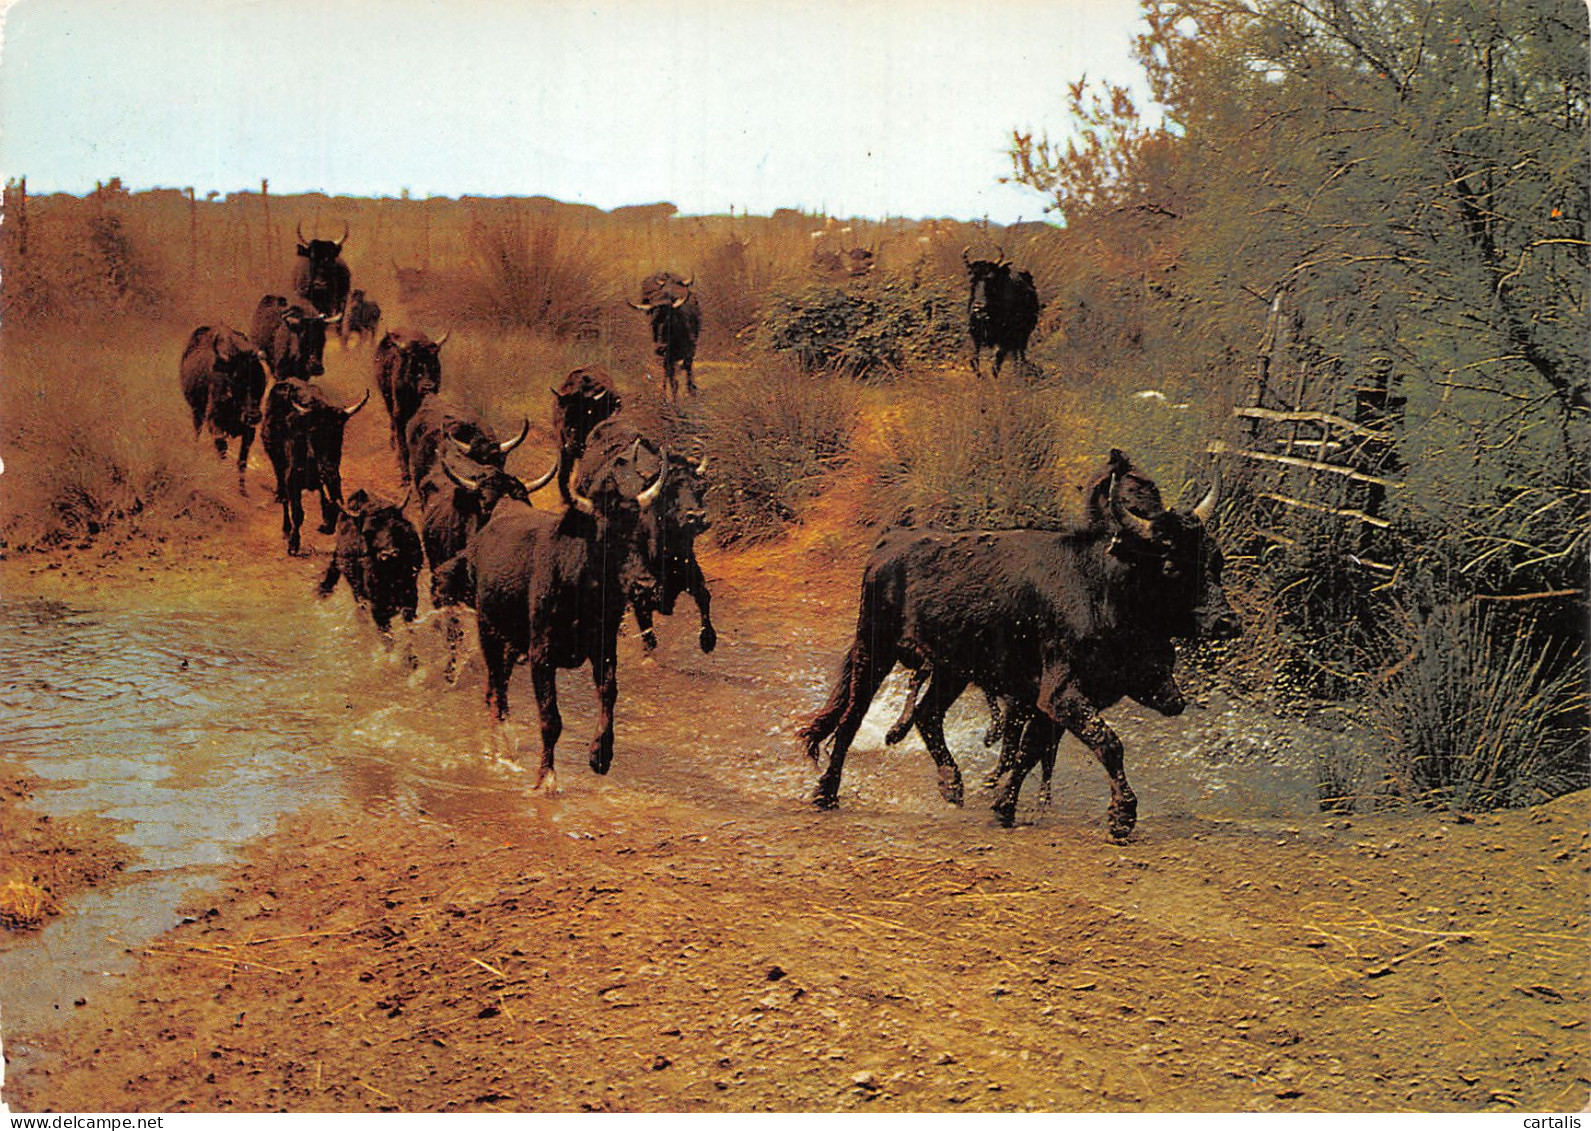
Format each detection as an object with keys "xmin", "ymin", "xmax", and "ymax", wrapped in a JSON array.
[
  {"xmin": 0, "ymin": 766, "xmax": 132, "ymax": 933},
  {"xmin": 2, "ymin": 360, "xmax": 1587, "ymax": 1113},
  {"xmin": 6, "ymin": 785, "xmax": 1586, "ymax": 1113}
]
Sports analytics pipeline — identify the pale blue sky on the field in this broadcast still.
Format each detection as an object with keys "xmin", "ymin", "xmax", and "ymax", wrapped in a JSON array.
[{"xmin": 0, "ymin": 0, "xmax": 1152, "ymax": 221}]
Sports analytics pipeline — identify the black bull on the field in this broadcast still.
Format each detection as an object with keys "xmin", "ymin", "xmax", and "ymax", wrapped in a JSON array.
[
  {"xmin": 317, "ymin": 488, "xmax": 422, "ymax": 635},
  {"xmin": 250, "ymin": 295, "xmax": 334, "ymax": 380},
  {"xmin": 630, "ymin": 273, "xmax": 701, "ymax": 400},
  {"xmin": 468, "ymin": 456, "xmax": 668, "ymax": 794},
  {"xmin": 179, "ymin": 325, "xmax": 271, "ymax": 495},
  {"xmin": 800, "ymin": 468, "xmax": 1240, "ymax": 841},
  {"xmin": 964, "ymin": 250, "xmax": 1041, "ymax": 377},
  {"xmin": 293, "ymin": 222, "xmax": 351, "ymax": 320},
  {"xmin": 261, "ymin": 378, "xmax": 369, "ymax": 555},
  {"xmin": 576, "ymin": 418, "xmax": 715, "ymax": 654}
]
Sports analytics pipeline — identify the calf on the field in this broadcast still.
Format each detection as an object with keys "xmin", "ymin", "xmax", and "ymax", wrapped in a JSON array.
[{"xmin": 340, "ymin": 289, "xmax": 382, "ymax": 349}]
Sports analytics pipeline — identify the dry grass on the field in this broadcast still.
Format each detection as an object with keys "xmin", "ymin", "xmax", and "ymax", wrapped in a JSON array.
[
  {"xmin": 0, "ymin": 878, "xmax": 54, "ymax": 930},
  {"xmin": 0, "ymin": 326, "xmax": 237, "ymax": 551}
]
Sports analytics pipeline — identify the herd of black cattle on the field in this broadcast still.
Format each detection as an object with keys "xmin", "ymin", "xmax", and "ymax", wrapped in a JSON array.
[{"xmin": 176, "ymin": 225, "xmax": 1239, "ymax": 841}]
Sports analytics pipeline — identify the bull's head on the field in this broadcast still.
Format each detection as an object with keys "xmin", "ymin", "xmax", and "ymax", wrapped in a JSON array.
[
  {"xmin": 1109, "ymin": 468, "xmax": 1241, "ymax": 643},
  {"xmin": 446, "ymin": 416, "xmax": 529, "ymax": 468},
  {"xmin": 441, "ymin": 457, "xmax": 533, "ymax": 518},
  {"xmin": 551, "ymin": 366, "xmax": 622, "ymax": 462}
]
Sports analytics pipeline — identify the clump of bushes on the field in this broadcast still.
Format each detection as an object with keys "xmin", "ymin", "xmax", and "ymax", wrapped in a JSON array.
[
  {"xmin": 0, "ymin": 331, "xmax": 230, "ymax": 552},
  {"xmin": 1366, "ymin": 603, "xmax": 1588, "ymax": 810},
  {"xmin": 870, "ymin": 379, "xmax": 1074, "ymax": 530},
  {"xmin": 755, "ymin": 273, "xmax": 962, "ymax": 380},
  {"xmin": 698, "ymin": 361, "xmax": 859, "ymax": 545}
]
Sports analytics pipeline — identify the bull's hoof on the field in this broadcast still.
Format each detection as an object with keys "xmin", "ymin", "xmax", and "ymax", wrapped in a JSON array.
[
  {"xmin": 992, "ymin": 798, "xmax": 1017, "ymax": 828},
  {"xmin": 698, "ymin": 625, "xmax": 717, "ymax": 653},
  {"xmin": 532, "ymin": 770, "xmax": 560, "ymax": 795},
  {"xmin": 317, "ymin": 521, "xmax": 336, "ymax": 535},
  {"xmin": 589, "ymin": 747, "xmax": 613, "ymax": 775},
  {"xmin": 811, "ymin": 789, "xmax": 840, "ymax": 810},
  {"xmin": 884, "ymin": 718, "xmax": 912, "ymax": 746},
  {"xmin": 1107, "ymin": 803, "xmax": 1138, "ymax": 842},
  {"xmin": 936, "ymin": 766, "xmax": 965, "ymax": 807},
  {"xmin": 640, "ymin": 629, "xmax": 658, "ymax": 653}
]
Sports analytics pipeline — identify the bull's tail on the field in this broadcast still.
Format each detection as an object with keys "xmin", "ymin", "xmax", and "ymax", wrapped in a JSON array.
[{"xmin": 799, "ymin": 644, "xmax": 859, "ymax": 764}]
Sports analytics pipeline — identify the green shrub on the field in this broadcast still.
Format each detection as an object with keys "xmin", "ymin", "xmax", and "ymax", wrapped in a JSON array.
[
  {"xmin": 755, "ymin": 273, "xmax": 961, "ymax": 380},
  {"xmin": 697, "ymin": 361, "xmax": 859, "ymax": 545},
  {"xmin": 1367, "ymin": 603, "xmax": 1588, "ymax": 810}
]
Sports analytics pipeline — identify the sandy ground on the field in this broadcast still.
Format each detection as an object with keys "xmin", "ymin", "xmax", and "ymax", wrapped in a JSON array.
[{"xmin": 1, "ymin": 359, "xmax": 1587, "ymax": 1112}]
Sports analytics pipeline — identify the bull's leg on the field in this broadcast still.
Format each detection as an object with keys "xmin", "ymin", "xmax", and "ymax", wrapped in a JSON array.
[
  {"xmin": 633, "ymin": 604, "xmax": 658, "ymax": 653},
  {"xmin": 283, "ymin": 491, "xmax": 304, "ymax": 556},
  {"xmin": 884, "ymin": 666, "xmax": 931, "ymax": 746},
  {"xmin": 442, "ymin": 610, "xmax": 465, "ymax": 684},
  {"xmin": 913, "ymin": 672, "xmax": 970, "ymax": 806},
  {"xmin": 587, "ymin": 649, "xmax": 618, "ymax": 776},
  {"xmin": 213, "ymin": 432, "xmax": 229, "ymax": 460},
  {"xmin": 991, "ymin": 712, "xmax": 1060, "ymax": 827},
  {"xmin": 986, "ymin": 699, "xmax": 1028, "ymax": 791},
  {"xmin": 317, "ymin": 468, "xmax": 343, "ymax": 535},
  {"xmin": 235, "ymin": 425, "xmax": 255, "ymax": 496},
  {"xmin": 683, "ymin": 352, "xmax": 698, "ymax": 396},
  {"xmin": 687, "ymin": 570, "xmax": 715, "ymax": 652},
  {"xmin": 317, "ymin": 556, "xmax": 341, "ymax": 597},
  {"xmin": 661, "ymin": 359, "xmax": 678, "ymax": 403},
  {"xmin": 528, "ymin": 659, "xmax": 561, "ymax": 794},
  {"xmin": 981, "ymin": 687, "xmax": 1006, "ymax": 748},
  {"xmin": 992, "ymin": 346, "xmax": 1009, "ymax": 379},
  {"xmin": 811, "ymin": 646, "xmax": 892, "ymax": 809},
  {"xmin": 1049, "ymin": 693, "xmax": 1136, "ymax": 841}
]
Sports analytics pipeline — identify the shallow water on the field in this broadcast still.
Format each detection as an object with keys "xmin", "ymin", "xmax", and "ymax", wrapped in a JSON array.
[{"xmin": 0, "ymin": 583, "xmax": 1329, "ymax": 1036}]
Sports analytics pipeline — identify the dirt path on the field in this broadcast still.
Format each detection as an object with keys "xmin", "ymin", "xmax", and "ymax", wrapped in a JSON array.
[
  {"xmin": 6, "ymin": 782, "xmax": 1586, "ymax": 1112},
  {"xmin": 1, "ymin": 349, "xmax": 1587, "ymax": 1112}
]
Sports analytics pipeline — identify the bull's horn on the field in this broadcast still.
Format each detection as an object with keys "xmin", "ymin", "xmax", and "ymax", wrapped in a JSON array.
[
  {"xmin": 499, "ymin": 417, "xmax": 530, "ymax": 455},
  {"xmin": 637, "ymin": 448, "xmax": 668, "ymax": 510},
  {"xmin": 523, "ymin": 456, "xmax": 560, "ymax": 493},
  {"xmin": 1192, "ymin": 467, "xmax": 1222, "ymax": 525},
  {"xmin": 291, "ymin": 399, "xmax": 314, "ymax": 416},
  {"xmin": 343, "ymin": 389, "xmax": 370, "ymax": 417},
  {"xmin": 450, "ymin": 435, "xmax": 474, "ymax": 456},
  {"xmin": 443, "ymin": 459, "xmax": 483, "ymax": 492},
  {"xmin": 670, "ymin": 292, "xmax": 688, "ymax": 309},
  {"xmin": 961, "ymin": 245, "xmax": 972, "ymax": 265},
  {"xmin": 333, "ymin": 222, "xmax": 348, "ymax": 250},
  {"xmin": 629, "ymin": 300, "xmax": 652, "ymax": 312},
  {"xmin": 397, "ymin": 486, "xmax": 412, "ymax": 511},
  {"xmin": 695, "ymin": 455, "xmax": 709, "ymax": 477},
  {"xmin": 563, "ymin": 478, "xmax": 597, "ymax": 516},
  {"xmin": 1110, "ymin": 473, "xmax": 1156, "ymax": 540},
  {"xmin": 296, "ymin": 221, "xmax": 308, "ymax": 249},
  {"xmin": 433, "ymin": 330, "xmax": 450, "ymax": 348},
  {"xmin": 677, "ymin": 274, "xmax": 693, "ymax": 288}
]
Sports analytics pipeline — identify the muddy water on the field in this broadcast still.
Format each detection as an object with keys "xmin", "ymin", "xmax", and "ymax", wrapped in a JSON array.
[{"xmin": 0, "ymin": 574, "xmax": 1331, "ymax": 1037}]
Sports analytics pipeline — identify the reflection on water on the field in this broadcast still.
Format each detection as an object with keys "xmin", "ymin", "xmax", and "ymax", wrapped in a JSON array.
[{"xmin": 0, "ymin": 587, "xmax": 1329, "ymax": 1035}]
